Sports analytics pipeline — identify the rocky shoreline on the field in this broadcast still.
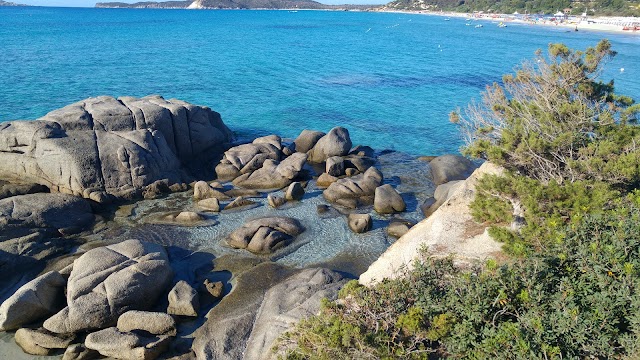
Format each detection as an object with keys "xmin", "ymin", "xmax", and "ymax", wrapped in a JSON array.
[{"xmin": 0, "ymin": 96, "xmax": 486, "ymax": 359}]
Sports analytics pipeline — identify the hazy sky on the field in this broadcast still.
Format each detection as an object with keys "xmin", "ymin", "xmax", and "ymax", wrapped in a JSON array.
[{"xmin": 16, "ymin": 0, "xmax": 385, "ymax": 6}]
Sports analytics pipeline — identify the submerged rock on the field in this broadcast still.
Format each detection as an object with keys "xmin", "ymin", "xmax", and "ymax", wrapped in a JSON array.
[
  {"xmin": 227, "ymin": 217, "xmax": 305, "ymax": 254},
  {"xmin": 43, "ymin": 240, "xmax": 173, "ymax": 334},
  {"xmin": 224, "ymin": 197, "xmax": 259, "ymax": 211},
  {"xmin": 0, "ymin": 95, "xmax": 233, "ymax": 202}
]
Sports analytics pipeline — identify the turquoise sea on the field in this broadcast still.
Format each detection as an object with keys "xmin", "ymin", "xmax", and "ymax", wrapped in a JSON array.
[{"xmin": 1, "ymin": 7, "xmax": 639, "ymax": 155}]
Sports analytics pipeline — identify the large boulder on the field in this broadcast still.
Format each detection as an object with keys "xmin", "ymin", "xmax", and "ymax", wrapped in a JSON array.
[
  {"xmin": 43, "ymin": 240, "xmax": 173, "ymax": 334},
  {"xmin": 348, "ymin": 213, "xmax": 372, "ymax": 233},
  {"xmin": 323, "ymin": 167, "xmax": 383, "ymax": 208},
  {"xmin": 373, "ymin": 184, "xmax": 406, "ymax": 214},
  {"xmin": 245, "ymin": 268, "xmax": 347, "ymax": 360},
  {"xmin": 0, "ymin": 193, "xmax": 94, "ymax": 241},
  {"xmin": 215, "ymin": 136, "xmax": 283, "ymax": 181},
  {"xmin": 429, "ymin": 154, "xmax": 477, "ymax": 186},
  {"xmin": 227, "ymin": 217, "xmax": 305, "ymax": 254},
  {"xmin": 307, "ymin": 127, "xmax": 352, "ymax": 163},
  {"xmin": 14, "ymin": 327, "xmax": 75, "ymax": 356},
  {"xmin": 232, "ymin": 153, "xmax": 307, "ymax": 190},
  {"xmin": 167, "ymin": 280, "xmax": 199, "ymax": 317},
  {"xmin": 293, "ymin": 130, "xmax": 325, "ymax": 153},
  {"xmin": 0, "ymin": 271, "xmax": 66, "ymax": 331},
  {"xmin": 0, "ymin": 96, "xmax": 233, "ymax": 202},
  {"xmin": 359, "ymin": 163, "xmax": 504, "ymax": 286},
  {"xmin": 117, "ymin": 310, "xmax": 177, "ymax": 336}
]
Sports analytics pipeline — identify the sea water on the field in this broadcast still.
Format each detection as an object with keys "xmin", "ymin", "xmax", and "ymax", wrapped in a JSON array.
[{"xmin": 1, "ymin": 7, "xmax": 639, "ymax": 156}]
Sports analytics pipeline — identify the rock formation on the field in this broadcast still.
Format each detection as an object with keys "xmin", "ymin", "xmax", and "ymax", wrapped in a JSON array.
[
  {"xmin": 227, "ymin": 217, "xmax": 305, "ymax": 254},
  {"xmin": 0, "ymin": 95, "xmax": 233, "ymax": 202}
]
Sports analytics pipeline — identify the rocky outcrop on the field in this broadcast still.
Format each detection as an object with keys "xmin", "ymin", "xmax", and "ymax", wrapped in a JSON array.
[
  {"xmin": 215, "ymin": 136, "xmax": 283, "ymax": 181},
  {"xmin": 232, "ymin": 153, "xmax": 307, "ymax": 190},
  {"xmin": 307, "ymin": 127, "xmax": 352, "ymax": 163},
  {"xmin": 429, "ymin": 154, "xmax": 477, "ymax": 186},
  {"xmin": 323, "ymin": 167, "xmax": 383, "ymax": 208},
  {"xmin": 0, "ymin": 193, "xmax": 94, "ymax": 241},
  {"xmin": 227, "ymin": 217, "xmax": 305, "ymax": 254},
  {"xmin": 359, "ymin": 163, "xmax": 504, "ymax": 286},
  {"xmin": 44, "ymin": 240, "xmax": 173, "ymax": 334},
  {"xmin": 0, "ymin": 96, "xmax": 232, "ymax": 202},
  {"xmin": 0, "ymin": 271, "xmax": 66, "ymax": 331},
  {"xmin": 293, "ymin": 130, "xmax": 324, "ymax": 153}
]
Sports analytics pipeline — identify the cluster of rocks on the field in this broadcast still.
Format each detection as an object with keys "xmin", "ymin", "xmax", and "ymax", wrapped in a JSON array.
[{"xmin": 0, "ymin": 96, "xmax": 485, "ymax": 360}]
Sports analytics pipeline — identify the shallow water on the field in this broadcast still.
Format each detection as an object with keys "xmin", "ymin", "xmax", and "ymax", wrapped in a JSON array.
[{"xmin": 1, "ymin": 8, "xmax": 639, "ymax": 156}]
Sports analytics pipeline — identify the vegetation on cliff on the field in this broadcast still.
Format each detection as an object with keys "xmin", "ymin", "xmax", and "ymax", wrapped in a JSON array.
[
  {"xmin": 275, "ymin": 41, "xmax": 640, "ymax": 359},
  {"xmin": 385, "ymin": 0, "xmax": 640, "ymax": 17}
]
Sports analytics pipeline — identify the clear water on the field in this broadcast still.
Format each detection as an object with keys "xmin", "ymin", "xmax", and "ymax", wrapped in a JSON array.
[{"xmin": 1, "ymin": 7, "xmax": 639, "ymax": 156}]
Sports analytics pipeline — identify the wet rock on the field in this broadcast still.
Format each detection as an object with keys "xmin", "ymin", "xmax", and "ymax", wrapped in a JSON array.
[
  {"xmin": 348, "ymin": 213, "xmax": 372, "ymax": 233},
  {"xmin": 245, "ymin": 268, "xmax": 347, "ymax": 360},
  {"xmin": 387, "ymin": 219, "xmax": 414, "ymax": 238},
  {"xmin": 232, "ymin": 153, "xmax": 307, "ymax": 190},
  {"xmin": 215, "ymin": 136, "xmax": 283, "ymax": 181},
  {"xmin": 118, "ymin": 311, "xmax": 177, "ymax": 336},
  {"xmin": 429, "ymin": 154, "xmax": 477, "ymax": 186},
  {"xmin": 0, "ymin": 271, "xmax": 66, "ymax": 331},
  {"xmin": 15, "ymin": 327, "xmax": 75, "ymax": 356},
  {"xmin": 316, "ymin": 173, "xmax": 338, "ymax": 188},
  {"xmin": 293, "ymin": 130, "xmax": 325, "ymax": 153},
  {"xmin": 167, "ymin": 281, "xmax": 199, "ymax": 317},
  {"xmin": 325, "ymin": 156, "xmax": 345, "ymax": 177},
  {"xmin": 0, "ymin": 193, "xmax": 94, "ymax": 241},
  {"xmin": 267, "ymin": 194, "xmax": 287, "ymax": 209},
  {"xmin": 193, "ymin": 181, "xmax": 230, "ymax": 201},
  {"xmin": 202, "ymin": 280, "xmax": 224, "ymax": 299},
  {"xmin": 174, "ymin": 211, "xmax": 206, "ymax": 223},
  {"xmin": 374, "ymin": 184, "xmax": 406, "ymax": 214},
  {"xmin": 62, "ymin": 343, "xmax": 99, "ymax": 360},
  {"xmin": 307, "ymin": 127, "xmax": 352, "ymax": 163},
  {"xmin": 85, "ymin": 327, "xmax": 171, "ymax": 360},
  {"xmin": 285, "ymin": 182, "xmax": 305, "ymax": 201},
  {"xmin": 224, "ymin": 197, "xmax": 259, "ymax": 211},
  {"xmin": 0, "ymin": 95, "xmax": 232, "ymax": 202},
  {"xmin": 227, "ymin": 217, "xmax": 305, "ymax": 254},
  {"xmin": 43, "ymin": 240, "xmax": 173, "ymax": 334},
  {"xmin": 323, "ymin": 167, "xmax": 383, "ymax": 209},
  {"xmin": 197, "ymin": 198, "xmax": 220, "ymax": 212}
]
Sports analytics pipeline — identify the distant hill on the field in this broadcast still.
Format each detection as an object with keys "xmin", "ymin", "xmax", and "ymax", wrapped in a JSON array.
[
  {"xmin": 383, "ymin": 0, "xmax": 640, "ymax": 16},
  {"xmin": 95, "ymin": 0, "xmax": 375, "ymax": 9},
  {"xmin": 0, "ymin": 0, "xmax": 27, "ymax": 5}
]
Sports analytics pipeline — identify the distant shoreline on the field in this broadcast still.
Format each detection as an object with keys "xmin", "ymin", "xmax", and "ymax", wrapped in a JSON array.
[{"xmin": 377, "ymin": 9, "xmax": 640, "ymax": 35}]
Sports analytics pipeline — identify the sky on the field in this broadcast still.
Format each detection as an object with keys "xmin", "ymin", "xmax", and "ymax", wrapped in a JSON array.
[{"xmin": 14, "ymin": 0, "xmax": 385, "ymax": 7}]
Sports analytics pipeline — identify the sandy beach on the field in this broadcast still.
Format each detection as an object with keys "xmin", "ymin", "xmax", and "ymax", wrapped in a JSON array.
[{"xmin": 378, "ymin": 8, "xmax": 640, "ymax": 35}]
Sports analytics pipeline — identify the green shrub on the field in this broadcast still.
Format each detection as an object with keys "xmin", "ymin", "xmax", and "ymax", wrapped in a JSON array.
[{"xmin": 276, "ymin": 201, "xmax": 640, "ymax": 359}]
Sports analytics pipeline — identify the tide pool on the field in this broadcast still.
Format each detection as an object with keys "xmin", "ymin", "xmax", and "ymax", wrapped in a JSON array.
[{"xmin": 1, "ymin": 7, "xmax": 639, "ymax": 155}]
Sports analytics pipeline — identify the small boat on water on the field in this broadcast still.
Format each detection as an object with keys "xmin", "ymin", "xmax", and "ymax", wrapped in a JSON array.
[
  {"xmin": 444, "ymin": 18, "xmax": 450, "ymax": 21},
  {"xmin": 475, "ymin": 24, "xmax": 483, "ymax": 28},
  {"xmin": 498, "ymin": 22, "xmax": 507, "ymax": 28},
  {"xmin": 466, "ymin": 23, "xmax": 472, "ymax": 26}
]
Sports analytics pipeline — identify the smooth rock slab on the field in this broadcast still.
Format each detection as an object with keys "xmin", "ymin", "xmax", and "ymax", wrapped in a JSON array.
[
  {"xmin": 227, "ymin": 217, "xmax": 305, "ymax": 254},
  {"xmin": 0, "ymin": 271, "xmax": 66, "ymax": 331},
  {"xmin": 43, "ymin": 240, "xmax": 173, "ymax": 334},
  {"xmin": 85, "ymin": 327, "xmax": 171, "ymax": 360}
]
